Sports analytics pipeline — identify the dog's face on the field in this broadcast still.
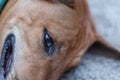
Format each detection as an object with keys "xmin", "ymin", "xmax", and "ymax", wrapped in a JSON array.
[{"xmin": 0, "ymin": 0, "xmax": 96, "ymax": 80}]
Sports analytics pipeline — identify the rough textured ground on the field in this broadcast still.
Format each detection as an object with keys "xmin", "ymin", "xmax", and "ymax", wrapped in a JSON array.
[{"xmin": 60, "ymin": 0, "xmax": 120, "ymax": 80}]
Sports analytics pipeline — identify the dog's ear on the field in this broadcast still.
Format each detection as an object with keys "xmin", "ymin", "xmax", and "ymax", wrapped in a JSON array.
[
  {"xmin": 65, "ymin": 0, "xmax": 120, "ymax": 70},
  {"xmin": 64, "ymin": 0, "xmax": 97, "ymax": 70}
]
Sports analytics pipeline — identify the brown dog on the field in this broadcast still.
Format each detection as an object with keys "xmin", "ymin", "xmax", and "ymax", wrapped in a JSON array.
[{"xmin": 0, "ymin": 0, "xmax": 119, "ymax": 80}]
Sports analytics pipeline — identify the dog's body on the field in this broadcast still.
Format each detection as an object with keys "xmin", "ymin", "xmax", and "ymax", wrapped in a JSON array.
[{"xmin": 0, "ymin": 0, "xmax": 119, "ymax": 80}]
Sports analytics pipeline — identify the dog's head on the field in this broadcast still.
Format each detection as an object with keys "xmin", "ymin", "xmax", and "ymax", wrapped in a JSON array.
[{"xmin": 0, "ymin": 0, "xmax": 99, "ymax": 80}]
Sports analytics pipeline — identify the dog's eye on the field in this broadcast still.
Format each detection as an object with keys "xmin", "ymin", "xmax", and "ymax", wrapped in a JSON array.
[
  {"xmin": 58, "ymin": 0, "xmax": 74, "ymax": 8},
  {"xmin": 52, "ymin": 0, "xmax": 74, "ymax": 8},
  {"xmin": 43, "ymin": 29, "xmax": 55, "ymax": 56},
  {"xmin": 0, "ymin": 34, "xmax": 15, "ymax": 78}
]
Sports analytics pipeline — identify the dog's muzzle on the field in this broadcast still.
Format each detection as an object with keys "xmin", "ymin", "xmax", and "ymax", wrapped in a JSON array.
[{"xmin": 0, "ymin": 34, "xmax": 15, "ymax": 79}]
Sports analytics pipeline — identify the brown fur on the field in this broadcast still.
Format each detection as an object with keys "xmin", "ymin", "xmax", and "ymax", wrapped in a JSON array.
[{"xmin": 0, "ymin": 0, "xmax": 119, "ymax": 80}]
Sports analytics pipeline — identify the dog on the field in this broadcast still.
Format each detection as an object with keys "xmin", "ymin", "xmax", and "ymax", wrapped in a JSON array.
[{"xmin": 0, "ymin": 0, "xmax": 119, "ymax": 80}]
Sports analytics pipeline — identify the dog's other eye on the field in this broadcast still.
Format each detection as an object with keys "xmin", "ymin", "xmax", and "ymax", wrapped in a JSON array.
[
  {"xmin": 52, "ymin": 0, "xmax": 74, "ymax": 8},
  {"xmin": 43, "ymin": 29, "xmax": 55, "ymax": 56},
  {"xmin": 59, "ymin": 0, "xmax": 74, "ymax": 8}
]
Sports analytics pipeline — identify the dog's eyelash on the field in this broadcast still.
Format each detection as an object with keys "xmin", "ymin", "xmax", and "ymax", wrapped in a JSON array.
[{"xmin": 43, "ymin": 29, "xmax": 55, "ymax": 56}]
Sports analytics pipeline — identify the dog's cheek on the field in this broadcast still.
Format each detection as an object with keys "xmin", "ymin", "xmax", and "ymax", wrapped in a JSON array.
[{"xmin": 15, "ymin": 56, "xmax": 53, "ymax": 80}]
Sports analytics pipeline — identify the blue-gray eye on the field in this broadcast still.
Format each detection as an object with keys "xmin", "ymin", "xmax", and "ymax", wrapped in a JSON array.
[{"xmin": 44, "ymin": 29, "xmax": 55, "ymax": 56}]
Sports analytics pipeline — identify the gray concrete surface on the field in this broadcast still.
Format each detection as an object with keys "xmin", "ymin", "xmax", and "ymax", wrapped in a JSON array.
[
  {"xmin": 89, "ymin": 0, "xmax": 120, "ymax": 50},
  {"xmin": 60, "ymin": 0, "xmax": 120, "ymax": 80}
]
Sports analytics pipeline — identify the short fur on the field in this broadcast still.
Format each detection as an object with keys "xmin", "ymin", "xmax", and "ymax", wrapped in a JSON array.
[{"xmin": 0, "ymin": 0, "xmax": 119, "ymax": 80}]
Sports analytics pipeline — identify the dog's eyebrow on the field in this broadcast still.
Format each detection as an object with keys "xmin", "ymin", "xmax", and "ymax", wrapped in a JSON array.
[
  {"xmin": 52, "ymin": 0, "xmax": 74, "ymax": 8},
  {"xmin": 0, "ymin": 0, "xmax": 7, "ymax": 12}
]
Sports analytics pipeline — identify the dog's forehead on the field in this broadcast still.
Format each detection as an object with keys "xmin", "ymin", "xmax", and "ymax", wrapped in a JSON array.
[
  {"xmin": 1, "ymin": 0, "xmax": 79, "ymax": 41},
  {"xmin": 11, "ymin": 0, "xmax": 75, "ymax": 22},
  {"xmin": 2, "ymin": 0, "xmax": 75, "ymax": 25}
]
